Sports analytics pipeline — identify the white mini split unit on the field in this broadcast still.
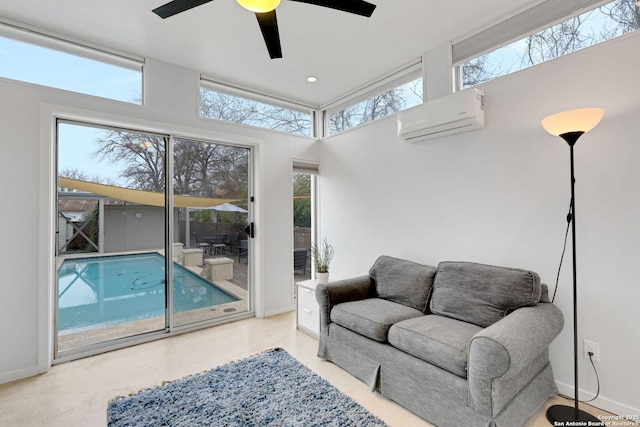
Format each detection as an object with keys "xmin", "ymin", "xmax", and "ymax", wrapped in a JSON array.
[{"xmin": 397, "ymin": 88, "xmax": 485, "ymax": 143}]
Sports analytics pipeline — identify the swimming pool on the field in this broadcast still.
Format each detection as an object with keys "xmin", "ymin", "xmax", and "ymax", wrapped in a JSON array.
[{"xmin": 57, "ymin": 252, "xmax": 238, "ymax": 332}]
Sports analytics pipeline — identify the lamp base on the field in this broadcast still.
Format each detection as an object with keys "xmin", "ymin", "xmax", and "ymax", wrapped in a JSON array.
[{"xmin": 546, "ymin": 404, "xmax": 603, "ymax": 426}]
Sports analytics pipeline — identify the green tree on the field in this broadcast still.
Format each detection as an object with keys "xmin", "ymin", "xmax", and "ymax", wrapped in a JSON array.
[
  {"xmin": 81, "ymin": 204, "xmax": 100, "ymax": 253},
  {"xmin": 293, "ymin": 173, "xmax": 311, "ymax": 228}
]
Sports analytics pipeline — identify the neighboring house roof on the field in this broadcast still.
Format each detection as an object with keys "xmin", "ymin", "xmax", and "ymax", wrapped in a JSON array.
[
  {"xmin": 58, "ymin": 199, "xmax": 97, "ymax": 212},
  {"xmin": 58, "ymin": 199, "xmax": 125, "ymax": 222}
]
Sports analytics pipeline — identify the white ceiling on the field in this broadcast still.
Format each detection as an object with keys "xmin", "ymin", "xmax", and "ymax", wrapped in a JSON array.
[{"xmin": 0, "ymin": 0, "xmax": 541, "ymax": 107}]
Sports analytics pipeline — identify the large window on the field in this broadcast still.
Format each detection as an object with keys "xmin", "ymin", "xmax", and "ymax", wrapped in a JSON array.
[
  {"xmin": 0, "ymin": 23, "xmax": 143, "ymax": 104},
  {"xmin": 200, "ymin": 78, "xmax": 313, "ymax": 137},
  {"xmin": 458, "ymin": 0, "xmax": 640, "ymax": 88}
]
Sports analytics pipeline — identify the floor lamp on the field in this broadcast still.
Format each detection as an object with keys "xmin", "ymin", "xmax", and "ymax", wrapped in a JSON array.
[{"xmin": 541, "ymin": 107, "xmax": 605, "ymax": 424}]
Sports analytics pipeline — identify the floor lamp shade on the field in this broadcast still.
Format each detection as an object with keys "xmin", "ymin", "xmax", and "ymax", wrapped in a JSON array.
[
  {"xmin": 541, "ymin": 108, "xmax": 605, "ymax": 137},
  {"xmin": 542, "ymin": 107, "xmax": 604, "ymax": 425}
]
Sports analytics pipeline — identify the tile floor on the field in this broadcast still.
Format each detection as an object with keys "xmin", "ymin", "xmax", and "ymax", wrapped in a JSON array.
[{"xmin": 0, "ymin": 311, "xmax": 608, "ymax": 427}]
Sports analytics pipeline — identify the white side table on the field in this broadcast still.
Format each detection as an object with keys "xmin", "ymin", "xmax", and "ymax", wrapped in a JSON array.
[{"xmin": 296, "ymin": 279, "xmax": 323, "ymax": 337}]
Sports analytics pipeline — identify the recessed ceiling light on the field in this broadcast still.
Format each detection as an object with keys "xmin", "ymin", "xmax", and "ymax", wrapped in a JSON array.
[{"xmin": 306, "ymin": 76, "xmax": 318, "ymax": 83}]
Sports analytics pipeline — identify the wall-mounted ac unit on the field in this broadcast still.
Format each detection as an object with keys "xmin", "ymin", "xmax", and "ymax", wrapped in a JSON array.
[{"xmin": 397, "ymin": 88, "xmax": 485, "ymax": 143}]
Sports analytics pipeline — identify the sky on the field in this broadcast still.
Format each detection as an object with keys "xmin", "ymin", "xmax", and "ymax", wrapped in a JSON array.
[
  {"xmin": 57, "ymin": 123, "xmax": 125, "ymax": 184},
  {"xmin": 0, "ymin": 34, "xmax": 142, "ymax": 184},
  {"xmin": 0, "ymin": 36, "xmax": 140, "ymax": 102}
]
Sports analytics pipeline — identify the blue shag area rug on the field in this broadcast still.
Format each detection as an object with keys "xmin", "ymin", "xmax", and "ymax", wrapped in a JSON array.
[{"xmin": 107, "ymin": 348, "xmax": 388, "ymax": 426}]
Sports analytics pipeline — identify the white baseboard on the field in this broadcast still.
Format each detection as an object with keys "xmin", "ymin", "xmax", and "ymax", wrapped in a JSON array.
[
  {"xmin": 0, "ymin": 365, "xmax": 44, "ymax": 385},
  {"xmin": 556, "ymin": 381, "xmax": 640, "ymax": 425},
  {"xmin": 263, "ymin": 304, "xmax": 295, "ymax": 318}
]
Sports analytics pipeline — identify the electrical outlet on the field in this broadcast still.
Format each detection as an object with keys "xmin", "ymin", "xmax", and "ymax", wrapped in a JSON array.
[{"xmin": 583, "ymin": 340, "xmax": 600, "ymax": 362}]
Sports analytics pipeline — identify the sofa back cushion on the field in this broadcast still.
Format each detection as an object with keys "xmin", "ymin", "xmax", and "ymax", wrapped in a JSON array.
[
  {"xmin": 369, "ymin": 255, "xmax": 436, "ymax": 311},
  {"xmin": 430, "ymin": 261, "xmax": 541, "ymax": 327}
]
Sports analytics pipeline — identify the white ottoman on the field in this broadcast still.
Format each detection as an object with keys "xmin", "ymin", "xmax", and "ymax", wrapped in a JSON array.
[
  {"xmin": 204, "ymin": 257, "xmax": 234, "ymax": 281},
  {"xmin": 182, "ymin": 248, "xmax": 203, "ymax": 266}
]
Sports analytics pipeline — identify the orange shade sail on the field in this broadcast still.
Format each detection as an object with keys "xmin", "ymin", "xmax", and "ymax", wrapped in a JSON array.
[{"xmin": 58, "ymin": 177, "xmax": 239, "ymax": 208}]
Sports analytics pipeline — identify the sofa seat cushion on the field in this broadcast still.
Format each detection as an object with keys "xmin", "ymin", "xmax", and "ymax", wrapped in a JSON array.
[
  {"xmin": 388, "ymin": 315, "xmax": 482, "ymax": 378},
  {"xmin": 369, "ymin": 255, "xmax": 437, "ymax": 311},
  {"xmin": 331, "ymin": 298, "xmax": 424, "ymax": 343},
  {"xmin": 430, "ymin": 261, "xmax": 542, "ymax": 327}
]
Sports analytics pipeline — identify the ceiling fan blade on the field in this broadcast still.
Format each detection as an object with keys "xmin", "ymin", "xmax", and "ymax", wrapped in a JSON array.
[
  {"xmin": 288, "ymin": 0, "xmax": 376, "ymax": 17},
  {"xmin": 255, "ymin": 11, "xmax": 283, "ymax": 59},
  {"xmin": 152, "ymin": 0, "xmax": 214, "ymax": 19}
]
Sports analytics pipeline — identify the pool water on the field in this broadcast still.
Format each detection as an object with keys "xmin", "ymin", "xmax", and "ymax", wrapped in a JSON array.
[{"xmin": 57, "ymin": 253, "xmax": 238, "ymax": 332}]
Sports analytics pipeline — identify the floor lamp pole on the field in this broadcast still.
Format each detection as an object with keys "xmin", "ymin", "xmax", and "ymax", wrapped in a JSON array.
[
  {"xmin": 546, "ymin": 131, "xmax": 601, "ymax": 425},
  {"xmin": 569, "ymin": 141, "xmax": 579, "ymax": 421}
]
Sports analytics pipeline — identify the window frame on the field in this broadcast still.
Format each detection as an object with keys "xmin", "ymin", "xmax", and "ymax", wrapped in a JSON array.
[
  {"xmin": 452, "ymin": 0, "xmax": 633, "ymax": 90},
  {"xmin": 292, "ymin": 158, "xmax": 319, "ymax": 284},
  {"xmin": 199, "ymin": 75, "xmax": 317, "ymax": 138},
  {"xmin": 322, "ymin": 58, "xmax": 424, "ymax": 137},
  {"xmin": 0, "ymin": 17, "xmax": 144, "ymax": 104}
]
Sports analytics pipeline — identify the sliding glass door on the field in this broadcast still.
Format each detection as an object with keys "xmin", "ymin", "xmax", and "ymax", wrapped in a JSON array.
[
  {"xmin": 172, "ymin": 137, "xmax": 251, "ymax": 327},
  {"xmin": 57, "ymin": 122, "xmax": 167, "ymax": 355},
  {"xmin": 56, "ymin": 121, "xmax": 252, "ymax": 359}
]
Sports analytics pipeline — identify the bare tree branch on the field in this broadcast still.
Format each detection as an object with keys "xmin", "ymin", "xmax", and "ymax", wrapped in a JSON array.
[{"xmin": 462, "ymin": 1, "xmax": 640, "ymax": 87}]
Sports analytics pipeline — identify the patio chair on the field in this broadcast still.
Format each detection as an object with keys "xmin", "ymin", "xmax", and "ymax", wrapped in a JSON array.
[
  {"xmin": 293, "ymin": 248, "xmax": 308, "ymax": 275},
  {"xmin": 227, "ymin": 231, "xmax": 240, "ymax": 254},
  {"xmin": 192, "ymin": 232, "xmax": 211, "ymax": 255},
  {"xmin": 211, "ymin": 233, "xmax": 227, "ymax": 255},
  {"xmin": 238, "ymin": 240, "xmax": 248, "ymax": 263}
]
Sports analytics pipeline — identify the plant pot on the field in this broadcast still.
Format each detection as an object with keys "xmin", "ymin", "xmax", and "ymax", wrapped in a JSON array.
[{"xmin": 316, "ymin": 272, "xmax": 330, "ymax": 284}]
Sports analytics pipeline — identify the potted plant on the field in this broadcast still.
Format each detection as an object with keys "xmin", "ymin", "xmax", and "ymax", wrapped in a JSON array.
[{"xmin": 311, "ymin": 237, "xmax": 334, "ymax": 284}]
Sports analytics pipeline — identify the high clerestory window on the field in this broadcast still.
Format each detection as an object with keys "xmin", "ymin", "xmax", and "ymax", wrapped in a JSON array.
[
  {"xmin": 199, "ymin": 76, "xmax": 314, "ymax": 137},
  {"xmin": 324, "ymin": 60, "xmax": 424, "ymax": 136},
  {"xmin": 456, "ymin": 0, "xmax": 640, "ymax": 89},
  {"xmin": 0, "ymin": 20, "xmax": 143, "ymax": 104}
]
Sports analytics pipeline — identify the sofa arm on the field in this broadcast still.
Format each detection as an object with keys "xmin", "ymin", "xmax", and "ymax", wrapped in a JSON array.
[
  {"xmin": 467, "ymin": 302, "xmax": 564, "ymax": 413},
  {"xmin": 315, "ymin": 275, "xmax": 374, "ymax": 358}
]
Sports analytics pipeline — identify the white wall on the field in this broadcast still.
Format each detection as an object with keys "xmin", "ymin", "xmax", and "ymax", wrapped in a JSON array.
[
  {"xmin": 0, "ymin": 58, "xmax": 319, "ymax": 383},
  {"xmin": 320, "ymin": 33, "xmax": 640, "ymax": 415}
]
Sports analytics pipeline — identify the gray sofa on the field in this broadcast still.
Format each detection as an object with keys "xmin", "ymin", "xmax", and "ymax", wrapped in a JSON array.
[{"xmin": 316, "ymin": 256, "xmax": 564, "ymax": 427}]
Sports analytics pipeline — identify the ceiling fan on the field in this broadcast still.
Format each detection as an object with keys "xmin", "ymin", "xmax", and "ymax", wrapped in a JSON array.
[{"xmin": 152, "ymin": 0, "xmax": 376, "ymax": 59}]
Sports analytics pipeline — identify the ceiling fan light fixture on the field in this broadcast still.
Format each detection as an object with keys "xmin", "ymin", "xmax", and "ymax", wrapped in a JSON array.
[{"xmin": 236, "ymin": 0, "xmax": 281, "ymax": 13}]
